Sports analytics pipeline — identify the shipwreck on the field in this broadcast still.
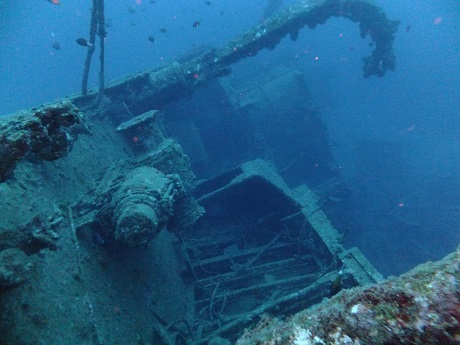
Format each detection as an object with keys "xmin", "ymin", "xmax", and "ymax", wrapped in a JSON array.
[{"xmin": 1, "ymin": 1, "xmax": 458, "ymax": 344}]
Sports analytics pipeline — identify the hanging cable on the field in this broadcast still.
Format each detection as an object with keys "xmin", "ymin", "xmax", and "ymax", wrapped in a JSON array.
[
  {"xmin": 95, "ymin": 0, "xmax": 105, "ymax": 104},
  {"xmin": 81, "ymin": 0, "xmax": 105, "ymax": 103}
]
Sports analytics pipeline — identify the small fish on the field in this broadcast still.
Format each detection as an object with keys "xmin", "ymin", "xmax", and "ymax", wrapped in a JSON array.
[
  {"xmin": 52, "ymin": 41, "xmax": 60, "ymax": 50},
  {"xmin": 330, "ymin": 272, "xmax": 342, "ymax": 297},
  {"xmin": 160, "ymin": 28, "xmax": 167, "ymax": 33},
  {"xmin": 368, "ymin": 42, "xmax": 374, "ymax": 48},
  {"xmin": 205, "ymin": 0, "xmax": 211, "ymax": 5},
  {"xmin": 147, "ymin": 35, "xmax": 156, "ymax": 43},
  {"xmin": 405, "ymin": 25, "xmax": 411, "ymax": 32},
  {"xmin": 105, "ymin": 18, "xmax": 113, "ymax": 28},
  {"xmin": 76, "ymin": 37, "xmax": 92, "ymax": 47},
  {"xmin": 127, "ymin": 6, "xmax": 136, "ymax": 13},
  {"xmin": 192, "ymin": 21, "xmax": 201, "ymax": 28},
  {"xmin": 92, "ymin": 231, "xmax": 107, "ymax": 247},
  {"xmin": 47, "ymin": 0, "xmax": 61, "ymax": 5}
]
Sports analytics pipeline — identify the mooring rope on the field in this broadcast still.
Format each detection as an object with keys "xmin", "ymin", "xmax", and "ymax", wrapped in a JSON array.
[{"xmin": 81, "ymin": 0, "xmax": 105, "ymax": 103}]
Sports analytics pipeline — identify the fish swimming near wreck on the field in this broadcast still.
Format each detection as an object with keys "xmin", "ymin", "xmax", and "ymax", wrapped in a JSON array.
[
  {"xmin": 76, "ymin": 38, "xmax": 92, "ymax": 47},
  {"xmin": 92, "ymin": 230, "xmax": 107, "ymax": 247}
]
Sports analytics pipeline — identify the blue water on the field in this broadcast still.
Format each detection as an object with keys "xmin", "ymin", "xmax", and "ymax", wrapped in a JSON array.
[{"xmin": 0, "ymin": 0, "xmax": 459, "ymax": 277}]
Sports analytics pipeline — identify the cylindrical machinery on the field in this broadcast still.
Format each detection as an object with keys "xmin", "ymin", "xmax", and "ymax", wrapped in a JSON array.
[
  {"xmin": 78, "ymin": 166, "xmax": 196, "ymax": 247},
  {"xmin": 107, "ymin": 166, "xmax": 181, "ymax": 246},
  {"xmin": 114, "ymin": 199, "xmax": 160, "ymax": 246}
]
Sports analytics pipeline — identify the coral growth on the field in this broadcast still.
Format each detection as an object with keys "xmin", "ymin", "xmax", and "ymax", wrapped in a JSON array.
[{"xmin": 237, "ymin": 246, "xmax": 460, "ymax": 344}]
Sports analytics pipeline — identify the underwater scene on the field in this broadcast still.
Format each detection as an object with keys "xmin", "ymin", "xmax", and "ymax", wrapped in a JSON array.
[{"xmin": 0, "ymin": 0, "xmax": 459, "ymax": 344}]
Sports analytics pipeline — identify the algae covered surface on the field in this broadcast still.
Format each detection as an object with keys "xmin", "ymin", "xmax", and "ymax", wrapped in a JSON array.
[{"xmin": 237, "ymin": 246, "xmax": 460, "ymax": 344}]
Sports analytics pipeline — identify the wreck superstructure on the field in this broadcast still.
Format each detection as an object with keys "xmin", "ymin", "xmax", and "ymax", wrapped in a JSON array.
[{"xmin": 2, "ymin": 1, "xmax": 451, "ymax": 345}]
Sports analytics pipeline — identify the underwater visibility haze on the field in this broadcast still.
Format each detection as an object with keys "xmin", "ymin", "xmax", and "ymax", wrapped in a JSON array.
[{"xmin": 0, "ymin": 0, "xmax": 459, "ymax": 344}]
